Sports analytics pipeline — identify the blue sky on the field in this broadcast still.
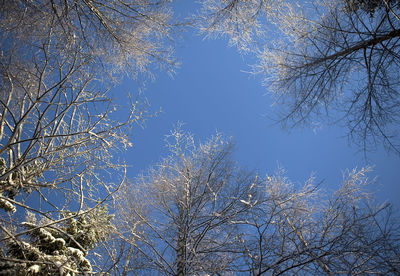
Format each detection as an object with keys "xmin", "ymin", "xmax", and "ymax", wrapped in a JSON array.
[{"xmin": 116, "ymin": 2, "xmax": 400, "ymax": 207}]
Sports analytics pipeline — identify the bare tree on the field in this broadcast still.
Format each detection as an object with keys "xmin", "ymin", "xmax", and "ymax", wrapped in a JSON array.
[
  {"xmin": 199, "ymin": 0, "xmax": 400, "ymax": 153},
  {"xmin": 115, "ymin": 129, "xmax": 258, "ymax": 275},
  {"xmin": 0, "ymin": 0, "xmax": 178, "ymax": 76},
  {"xmin": 113, "ymin": 130, "xmax": 400, "ymax": 275},
  {"xmin": 0, "ymin": 0, "xmax": 178, "ymax": 274},
  {"xmin": 232, "ymin": 167, "xmax": 400, "ymax": 275}
]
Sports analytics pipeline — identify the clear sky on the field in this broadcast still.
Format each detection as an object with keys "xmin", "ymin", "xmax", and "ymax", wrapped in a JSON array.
[{"xmin": 115, "ymin": 2, "xmax": 400, "ymax": 207}]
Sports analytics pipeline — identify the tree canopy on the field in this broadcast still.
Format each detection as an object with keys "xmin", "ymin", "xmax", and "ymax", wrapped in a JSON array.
[
  {"xmin": 114, "ymin": 129, "xmax": 400, "ymax": 275},
  {"xmin": 0, "ymin": 0, "xmax": 177, "ymax": 274},
  {"xmin": 199, "ymin": 0, "xmax": 400, "ymax": 153},
  {"xmin": 1, "ymin": 1, "xmax": 399, "ymax": 275}
]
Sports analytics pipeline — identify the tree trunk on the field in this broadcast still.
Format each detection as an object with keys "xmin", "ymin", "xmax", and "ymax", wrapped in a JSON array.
[{"xmin": 176, "ymin": 230, "xmax": 186, "ymax": 276}]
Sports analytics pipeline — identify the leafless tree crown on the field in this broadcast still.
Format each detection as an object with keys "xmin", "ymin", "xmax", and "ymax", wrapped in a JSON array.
[
  {"xmin": 114, "ymin": 129, "xmax": 257, "ymax": 275},
  {"xmin": 114, "ymin": 130, "xmax": 400, "ymax": 275},
  {"xmin": 199, "ymin": 0, "xmax": 400, "ymax": 153},
  {"xmin": 0, "ymin": 0, "xmax": 177, "ymax": 274}
]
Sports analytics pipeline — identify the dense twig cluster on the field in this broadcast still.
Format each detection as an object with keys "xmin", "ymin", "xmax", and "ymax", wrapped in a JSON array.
[
  {"xmin": 1, "ymin": 1, "xmax": 399, "ymax": 274},
  {"xmin": 0, "ymin": 1, "xmax": 176, "ymax": 274},
  {"xmin": 199, "ymin": 0, "xmax": 400, "ymax": 153},
  {"xmin": 113, "ymin": 130, "xmax": 400, "ymax": 275}
]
